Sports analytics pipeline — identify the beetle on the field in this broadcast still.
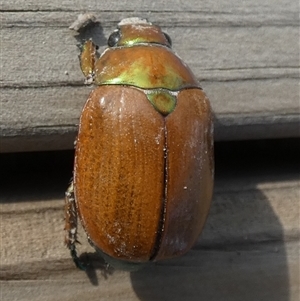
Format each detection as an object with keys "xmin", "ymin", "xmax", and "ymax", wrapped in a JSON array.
[{"xmin": 65, "ymin": 17, "xmax": 214, "ymax": 270}]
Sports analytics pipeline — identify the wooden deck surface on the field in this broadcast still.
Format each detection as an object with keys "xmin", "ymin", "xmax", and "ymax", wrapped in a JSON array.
[
  {"xmin": 1, "ymin": 0, "xmax": 299, "ymax": 152},
  {"xmin": 1, "ymin": 1, "xmax": 299, "ymax": 300}
]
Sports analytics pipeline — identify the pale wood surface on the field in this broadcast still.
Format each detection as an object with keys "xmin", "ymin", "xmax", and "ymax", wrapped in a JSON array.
[
  {"xmin": 1, "ymin": 0, "xmax": 299, "ymax": 152},
  {"xmin": 1, "ymin": 139, "xmax": 299, "ymax": 300}
]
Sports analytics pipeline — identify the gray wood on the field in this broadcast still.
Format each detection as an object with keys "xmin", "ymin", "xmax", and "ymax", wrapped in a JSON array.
[
  {"xmin": 1, "ymin": 159, "xmax": 299, "ymax": 300},
  {"xmin": 1, "ymin": 243, "xmax": 299, "ymax": 301},
  {"xmin": 0, "ymin": 0, "xmax": 299, "ymax": 152}
]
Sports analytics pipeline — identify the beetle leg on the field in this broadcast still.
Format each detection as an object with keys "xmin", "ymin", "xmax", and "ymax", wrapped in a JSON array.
[
  {"xmin": 64, "ymin": 181, "xmax": 87, "ymax": 270},
  {"xmin": 80, "ymin": 39, "xmax": 98, "ymax": 85}
]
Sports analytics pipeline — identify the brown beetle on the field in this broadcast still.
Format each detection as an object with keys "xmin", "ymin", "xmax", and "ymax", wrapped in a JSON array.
[{"xmin": 65, "ymin": 17, "xmax": 214, "ymax": 270}]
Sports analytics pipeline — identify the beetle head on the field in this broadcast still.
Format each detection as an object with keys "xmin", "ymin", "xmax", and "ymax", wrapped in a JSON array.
[{"xmin": 107, "ymin": 17, "xmax": 172, "ymax": 48}]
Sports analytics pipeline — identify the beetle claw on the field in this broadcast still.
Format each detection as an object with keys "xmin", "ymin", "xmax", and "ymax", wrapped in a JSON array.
[{"xmin": 70, "ymin": 246, "xmax": 89, "ymax": 271}]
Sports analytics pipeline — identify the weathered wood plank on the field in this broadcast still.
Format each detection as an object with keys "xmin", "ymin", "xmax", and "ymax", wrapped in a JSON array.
[
  {"xmin": 1, "ymin": 0, "xmax": 298, "ymax": 17},
  {"xmin": 0, "ymin": 140, "xmax": 299, "ymax": 300},
  {"xmin": 0, "ymin": 0, "xmax": 299, "ymax": 152},
  {"xmin": 1, "ymin": 242, "xmax": 299, "ymax": 301}
]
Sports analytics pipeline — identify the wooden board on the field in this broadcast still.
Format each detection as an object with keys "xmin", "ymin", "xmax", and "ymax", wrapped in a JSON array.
[
  {"xmin": 1, "ymin": 139, "xmax": 299, "ymax": 300},
  {"xmin": 0, "ymin": 0, "xmax": 299, "ymax": 152}
]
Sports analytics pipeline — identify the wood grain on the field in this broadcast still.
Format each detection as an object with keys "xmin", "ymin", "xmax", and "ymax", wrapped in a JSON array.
[{"xmin": 1, "ymin": 0, "xmax": 299, "ymax": 152}]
